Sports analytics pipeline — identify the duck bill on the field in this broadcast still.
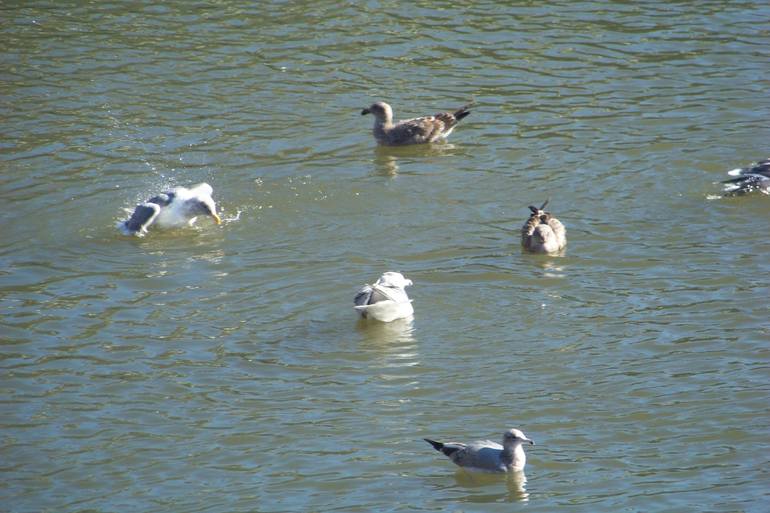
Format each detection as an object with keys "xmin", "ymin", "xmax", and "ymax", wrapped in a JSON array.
[{"xmin": 361, "ymin": 108, "xmax": 370, "ymax": 115}]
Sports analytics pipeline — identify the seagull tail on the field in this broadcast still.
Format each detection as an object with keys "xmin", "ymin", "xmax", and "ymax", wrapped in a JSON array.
[
  {"xmin": 424, "ymin": 439, "xmax": 444, "ymax": 452},
  {"xmin": 453, "ymin": 104, "xmax": 472, "ymax": 121}
]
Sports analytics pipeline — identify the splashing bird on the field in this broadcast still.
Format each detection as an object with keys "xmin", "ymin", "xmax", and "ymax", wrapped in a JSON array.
[
  {"xmin": 119, "ymin": 183, "xmax": 221, "ymax": 236},
  {"xmin": 425, "ymin": 428, "xmax": 535, "ymax": 473},
  {"xmin": 521, "ymin": 200, "xmax": 567, "ymax": 253},
  {"xmin": 354, "ymin": 271, "xmax": 414, "ymax": 322},
  {"xmin": 361, "ymin": 101, "xmax": 471, "ymax": 146},
  {"xmin": 722, "ymin": 158, "xmax": 770, "ymax": 195}
]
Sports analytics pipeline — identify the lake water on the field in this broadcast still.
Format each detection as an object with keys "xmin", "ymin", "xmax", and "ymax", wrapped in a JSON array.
[{"xmin": 2, "ymin": 2, "xmax": 769, "ymax": 512}]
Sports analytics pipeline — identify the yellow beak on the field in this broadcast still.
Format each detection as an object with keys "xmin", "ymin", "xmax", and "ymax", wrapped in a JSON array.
[{"xmin": 212, "ymin": 213, "xmax": 222, "ymax": 225}]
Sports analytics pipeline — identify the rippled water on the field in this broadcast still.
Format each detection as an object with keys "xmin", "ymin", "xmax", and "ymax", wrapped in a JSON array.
[{"xmin": 2, "ymin": 2, "xmax": 769, "ymax": 512}]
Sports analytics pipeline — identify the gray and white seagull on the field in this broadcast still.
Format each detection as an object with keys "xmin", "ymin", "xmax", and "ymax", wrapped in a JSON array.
[
  {"xmin": 119, "ymin": 183, "xmax": 221, "ymax": 236},
  {"xmin": 361, "ymin": 101, "xmax": 471, "ymax": 146},
  {"xmin": 354, "ymin": 271, "xmax": 414, "ymax": 322},
  {"xmin": 425, "ymin": 428, "xmax": 535, "ymax": 473}
]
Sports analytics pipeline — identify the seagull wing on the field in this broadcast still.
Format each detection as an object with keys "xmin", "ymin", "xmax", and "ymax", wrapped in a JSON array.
[
  {"xmin": 723, "ymin": 159, "xmax": 770, "ymax": 194},
  {"xmin": 370, "ymin": 283, "xmax": 411, "ymax": 304},
  {"xmin": 122, "ymin": 202, "xmax": 161, "ymax": 235},
  {"xmin": 188, "ymin": 183, "xmax": 214, "ymax": 197},
  {"xmin": 452, "ymin": 441, "xmax": 505, "ymax": 471},
  {"xmin": 546, "ymin": 216, "xmax": 567, "ymax": 248},
  {"xmin": 387, "ymin": 116, "xmax": 444, "ymax": 145},
  {"xmin": 432, "ymin": 108, "xmax": 467, "ymax": 132},
  {"xmin": 521, "ymin": 215, "xmax": 540, "ymax": 249},
  {"xmin": 728, "ymin": 159, "xmax": 770, "ymax": 178},
  {"xmin": 354, "ymin": 283, "xmax": 413, "ymax": 321},
  {"xmin": 354, "ymin": 284, "xmax": 374, "ymax": 308},
  {"xmin": 147, "ymin": 192, "xmax": 175, "ymax": 206},
  {"xmin": 383, "ymin": 103, "xmax": 470, "ymax": 145},
  {"xmin": 354, "ymin": 283, "xmax": 406, "ymax": 309}
]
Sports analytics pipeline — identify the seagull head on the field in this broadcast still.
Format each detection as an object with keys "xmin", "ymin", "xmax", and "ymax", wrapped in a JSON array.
[
  {"xmin": 376, "ymin": 271, "xmax": 412, "ymax": 289},
  {"xmin": 503, "ymin": 428, "xmax": 534, "ymax": 446},
  {"xmin": 361, "ymin": 101, "xmax": 393, "ymax": 122},
  {"xmin": 190, "ymin": 197, "xmax": 221, "ymax": 225}
]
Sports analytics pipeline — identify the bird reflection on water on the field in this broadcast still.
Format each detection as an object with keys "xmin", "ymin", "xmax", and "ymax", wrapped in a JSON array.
[
  {"xmin": 453, "ymin": 469, "xmax": 530, "ymax": 503},
  {"xmin": 356, "ymin": 316, "xmax": 416, "ymax": 353},
  {"xmin": 372, "ymin": 143, "xmax": 462, "ymax": 177}
]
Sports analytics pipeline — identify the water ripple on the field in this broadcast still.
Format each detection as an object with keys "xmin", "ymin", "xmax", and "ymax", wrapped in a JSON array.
[{"xmin": 2, "ymin": 2, "xmax": 769, "ymax": 512}]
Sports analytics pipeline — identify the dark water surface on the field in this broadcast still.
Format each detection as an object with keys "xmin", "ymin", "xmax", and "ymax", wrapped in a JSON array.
[{"xmin": 2, "ymin": 2, "xmax": 769, "ymax": 512}]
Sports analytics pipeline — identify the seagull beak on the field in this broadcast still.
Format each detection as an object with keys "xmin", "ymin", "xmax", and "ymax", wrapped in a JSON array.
[
  {"xmin": 212, "ymin": 213, "xmax": 222, "ymax": 225},
  {"xmin": 361, "ymin": 108, "xmax": 370, "ymax": 115},
  {"xmin": 525, "ymin": 438, "xmax": 535, "ymax": 445}
]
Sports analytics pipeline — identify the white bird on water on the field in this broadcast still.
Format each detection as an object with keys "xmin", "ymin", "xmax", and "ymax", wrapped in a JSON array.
[
  {"xmin": 119, "ymin": 183, "xmax": 221, "ymax": 236},
  {"xmin": 424, "ymin": 428, "xmax": 535, "ymax": 473},
  {"xmin": 354, "ymin": 272, "xmax": 414, "ymax": 323},
  {"xmin": 361, "ymin": 101, "xmax": 471, "ymax": 146},
  {"xmin": 521, "ymin": 200, "xmax": 567, "ymax": 254}
]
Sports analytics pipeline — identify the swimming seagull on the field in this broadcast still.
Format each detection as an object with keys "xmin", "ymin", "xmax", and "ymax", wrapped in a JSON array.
[
  {"xmin": 119, "ymin": 183, "xmax": 221, "ymax": 236},
  {"xmin": 424, "ymin": 428, "xmax": 535, "ymax": 473},
  {"xmin": 722, "ymin": 158, "xmax": 770, "ymax": 195},
  {"xmin": 521, "ymin": 200, "xmax": 567, "ymax": 253},
  {"xmin": 361, "ymin": 101, "xmax": 471, "ymax": 146},
  {"xmin": 354, "ymin": 271, "xmax": 414, "ymax": 322}
]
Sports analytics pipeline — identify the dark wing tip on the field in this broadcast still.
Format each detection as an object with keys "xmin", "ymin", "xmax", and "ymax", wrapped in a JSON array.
[
  {"xmin": 122, "ymin": 203, "xmax": 161, "ymax": 233},
  {"xmin": 424, "ymin": 439, "xmax": 444, "ymax": 452},
  {"xmin": 453, "ymin": 101, "xmax": 474, "ymax": 120},
  {"xmin": 750, "ymin": 159, "xmax": 770, "ymax": 173},
  {"xmin": 454, "ymin": 110, "xmax": 471, "ymax": 121},
  {"xmin": 354, "ymin": 286, "xmax": 374, "ymax": 308},
  {"xmin": 721, "ymin": 175, "xmax": 766, "ymax": 194}
]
